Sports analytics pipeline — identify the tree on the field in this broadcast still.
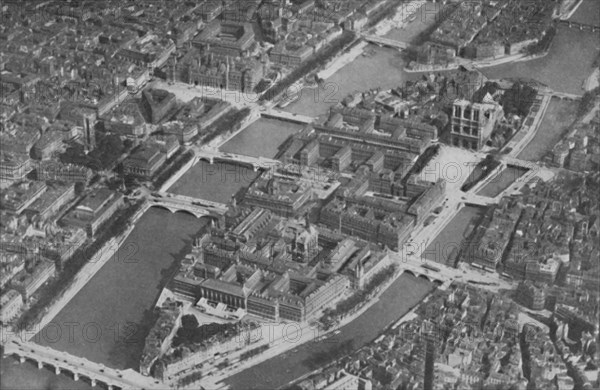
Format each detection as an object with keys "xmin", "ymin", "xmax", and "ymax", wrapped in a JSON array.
[
  {"xmin": 500, "ymin": 82, "xmax": 537, "ymax": 117},
  {"xmin": 181, "ymin": 314, "xmax": 199, "ymax": 329}
]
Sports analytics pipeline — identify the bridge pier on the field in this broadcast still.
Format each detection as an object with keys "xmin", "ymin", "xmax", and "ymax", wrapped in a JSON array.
[
  {"xmin": 55, "ymin": 366, "xmax": 61, "ymax": 375},
  {"xmin": 252, "ymin": 164, "xmax": 259, "ymax": 172},
  {"xmin": 107, "ymin": 386, "xmax": 113, "ymax": 390},
  {"xmin": 91, "ymin": 378, "xmax": 97, "ymax": 387},
  {"xmin": 74, "ymin": 372, "xmax": 79, "ymax": 381},
  {"xmin": 19, "ymin": 356, "xmax": 25, "ymax": 364},
  {"xmin": 37, "ymin": 361, "xmax": 43, "ymax": 369}
]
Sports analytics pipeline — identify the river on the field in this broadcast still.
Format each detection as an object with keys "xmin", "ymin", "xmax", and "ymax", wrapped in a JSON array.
[
  {"xmin": 223, "ymin": 273, "xmax": 434, "ymax": 390},
  {"xmin": 422, "ymin": 206, "xmax": 486, "ymax": 266},
  {"xmin": 3, "ymin": 1, "xmax": 598, "ymax": 387},
  {"xmin": 284, "ymin": 2, "xmax": 598, "ymax": 118},
  {"xmin": 477, "ymin": 166, "xmax": 528, "ymax": 198},
  {"xmin": 220, "ymin": 118, "xmax": 305, "ymax": 159},
  {"xmin": 1, "ymin": 209, "xmax": 208, "ymax": 389}
]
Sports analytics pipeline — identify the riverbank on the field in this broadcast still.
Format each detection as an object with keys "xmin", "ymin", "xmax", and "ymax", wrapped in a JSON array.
[
  {"xmin": 284, "ymin": 290, "xmax": 435, "ymax": 390},
  {"xmin": 371, "ymin": 0, "xmax": 426, "ymax": 37},
  {"xmin": 584, "ymin": 68, "xmax": 600, "ymax": 91},
  {"xmin": 558, "ymin": 0, "xmax": 584, "ymax": 20},
  {"xmin": 198, "ymin": 266, "xmax": 415, "ymax": 389},
  {"xmin": 404, "ymin": 50, "xmax": 549, "ymax": 73},
  {"xmin": 220, "ymin": 274, "xmax": 434, "ymax": 390},
  {"xmin": 15, "ymin": 202, "xmax": 149, "ymax": 343},
  {"xmin": 317, "ymin": 40, "xmax": 368, "ymax": 80}
]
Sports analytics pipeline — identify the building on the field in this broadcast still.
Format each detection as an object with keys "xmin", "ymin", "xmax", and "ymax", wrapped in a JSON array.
[
  {"xmin": 171, "ymin": 49, "xmax": 264, "ymax": 92},
  {"xmin": 61, "ymin": 189, "xmax": 123, "ymax": 236},
  {"xmin": 516, "ymin": 281, "xmax": 546, "ymax": 310},
  {"xmin": 1, "ymin": 181, "xmax": 47, "ymax": 214},
  {"xmin": 553, "ymin": 142, "xmax": 570, "ymax": 167},
  {"xmin": 193, "ymin": 21, "xmax": 256, "ymax": 58},
  {"xmin": 152, "ymin": 135, "xmax": 180, "ymax": 159},
  {"xmin": 406, "ymin": 179, "xmax": 446, "ymax": 224},
  {"xmin": 323, "ymin": 371, "xmax": 373, "ymax": 390},
  {"xmin": 31, "ymin": 130, "xmax": 63, "ymax": 160},
  {"xmin": 102, "ymin": 100, "xmax": 148, "ymax": 137},
  {"xmin": 117, "ymin": 34, "xmax": 176, "ymax": 69},
  {"xmin": 154, "ymin": 321, "xmax": 261, "ymax": 380},
  {"xmin": 450, "ymin": 99, "xmax": 504, "ymax": 150},
  {"xmin": 140, "ymin": 299, "xmax": 183, "ymax": 376},
  {"xmin": 11, "ymin": 257, "xmax": 56, "ymax": 299},
  {"xmin": 365, "ymin": 151, "xmax": 384, "ymax": 173},
  {"xmin": 198, "ymin": 1, "xmax": 223, "ymax": 22},
  {"xmin": 320, "ymin": 197, "xmax": 415, "ymax": 250},
  {"xmin": 331, "ymin": 145, "xmax": 352, "ymax": 172},
  {"xmin": 24, "ymin": 183, "xmax": 76, "ymax": 222},
  {"xmin": 0, "ymin": 152, "xmax": 32, "ymax": 182},
  {"xmin": 0, "ymin": 289, "xmax": 23, "ymax": 323},
  {"xmin": 300, "ymin": 139, "xmax": 320, "ymax": 166},
  {"xmin": 269, "ymin": 40, "xmax": 313, "ymax": 67},
  {"xmin": 525, "ymin": 257, "xmax": 561, "ymax": 285},
  {"xmin": 141, "ymin": 88, "xmax": 177, "ymax": 124},
  {"xmin": 35, "ymin": 162, "xmax": 93, "ymax": 183},
  {"xmin": 81, "ymin": 110, "xmax": 97, "ymax": 151},
  {"xmin": 123, "ymin": 145, "xmax": 167, "ymax": 179},
  {"xmin": 244, "ymin": 174, "xmax": 314, "ymax": 217}
]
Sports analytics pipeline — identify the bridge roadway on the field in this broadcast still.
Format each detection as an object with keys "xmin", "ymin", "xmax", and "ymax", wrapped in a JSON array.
[
  {"xmin": 193, "ymin": 148, "xmax": 282, "ymax": 171},
  {"xmin": 391, "ymin": 251, "xmax": 513, "ymax": 291},
  {"xmin": 3, "ymin": 338, "xmax": 164, "ymax": 390},
  {"xmin": 261, "ymin": 109, "xmax": 314, "ymax": 124},
  {"xmin": 557, "ymin": 19, "xmax": 600, "ymax": 32},
  {"xmin": 361, "ymin": 34, "xmax": 408, "ymax": 49},
  {"xmin": 149, "ymin": 192, "xmax": 228, "ymax": 218}
]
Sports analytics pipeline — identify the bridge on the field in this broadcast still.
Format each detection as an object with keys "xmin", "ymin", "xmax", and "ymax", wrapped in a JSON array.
[
  {"xmin": 149, "ymin": 191, "xmax": 228, "ymax": 220},
  {"xmin": 3, "ymin": 338, "xmax": 164, "ymax": 390},
  {"xmin": 194, "ymin": 149, "xmax": 282, "ymax": 172},
  {"xmin": 396, "ymin": 260, "xmax": 447, "ymax": 286},
  {"xmin": 551, "ymin": 91, "xmax": 583, "ymax": 100},
  {"xmin": 392, "ymin": 251, "xmax": 512, "ymax": 292},
  {"xmin": 557, "ymin": 19, "xmax": 600, "ymax": 33},
  {"xmin": 361, "ymin": 35, "xmax": 408, "ymax": 50},
  {"xmin": 261, "ymin": 109, "xmax": 314, "ymax": 124}
]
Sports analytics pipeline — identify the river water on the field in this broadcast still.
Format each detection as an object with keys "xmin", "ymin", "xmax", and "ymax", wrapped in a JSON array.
[
  {"xmin": 422, "ymin": 206, "xmax": 485, "ymax": 266},
  {"xmin": 223, "ymin": 273, "xmax": 434, "ymax": 390},
  {"xmin": 1, "ymin": 209, "xmax": 208, "ymax": 389},
  {"xmin": 477, "ymin": 166, "xmax": 528, "ymax": 198},
  {"xmin": 220, "ymin": 117, "xmax": 305, "ymax": 159},
  {"xmin": 284, "ymin": 2, "xmax": 598, "ymax": 119}
]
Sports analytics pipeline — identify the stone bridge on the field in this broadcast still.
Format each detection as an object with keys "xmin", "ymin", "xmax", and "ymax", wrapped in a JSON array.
[
  {"xmin": 194, "ymin": 149, "xmax": 282, "ymax": 172},
  {"xmin": 557, "ymin": 19, "xmax": 600, "ymax": 33},
  {"xmin": 3, "ymin": 338, "xmax": 164, "ymax": 390},
  {"xmin": 149, "ymin": 191, "xmax": 228, "ymax": 222},
  {"xmin": 361, "ymin": 35, "xmax": 409, "ymax": 49}
]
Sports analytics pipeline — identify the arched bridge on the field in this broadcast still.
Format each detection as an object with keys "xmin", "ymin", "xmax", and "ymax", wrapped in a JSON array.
[
  {"xmin": 398, "ymin": 261, "xmax": 447, "ymax": 287},
  {"xmin": 557, "ymin": 19, "xmax": 600, "ymax": 33},
  {"xmin": 194, "ymin": 149, "xmax": 282, "ymax": 172},
  {"xmin": 149, "ymin": 191, "xmax": 228, "ymax": 220},
  {"xmin": 3, "ymin": 338, "xmax": 164, "ymax": 390},
  {"xmin": 361, "ymin": 35, "xmax": 409, "ymax": 49}
]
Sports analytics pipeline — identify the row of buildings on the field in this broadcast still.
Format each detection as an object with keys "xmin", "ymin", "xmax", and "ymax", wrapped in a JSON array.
[
  {"xmin": 425, "ymin": 0, "xmax": 555, "ymax": 62},
  {"xmin": 139, "ymin": 196, "xmax": 403, "ymax": 377},
  {"xmin": 469, "ymin": 172, "xmax": 599, "ymax": 294},
  {"xmin": 296, "ymin": 283, "xmax": 576, "ymax": 390},
  {"xmin": 552, "ymin": 120, "xmax": 600, "ymax": 173}
]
